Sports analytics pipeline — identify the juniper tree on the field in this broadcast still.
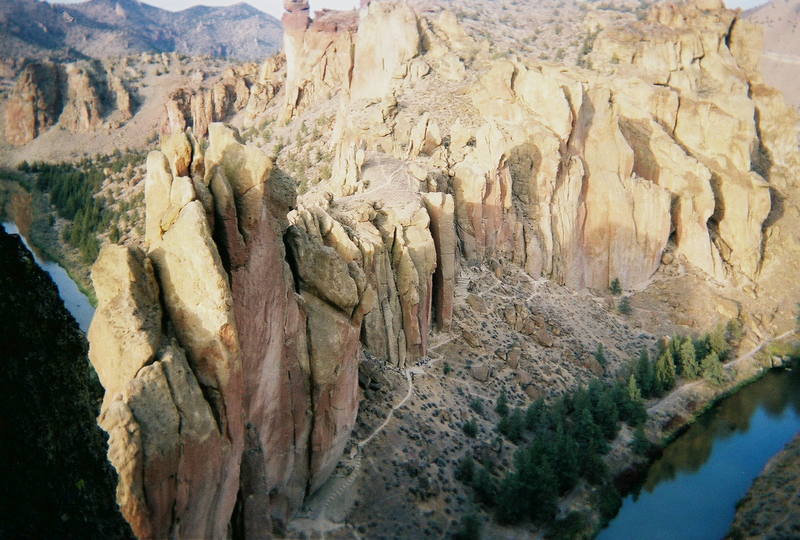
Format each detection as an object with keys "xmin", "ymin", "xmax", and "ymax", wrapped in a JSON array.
[
  {"xmin": 701, "ymin": 351, "xmax": 725, "ymax": 385},
  {"xmin": 654, "ymin": 350, "xmax": 676, "ymax": 394},
  {"xmin": 679, "ymin": 338, "xmax": 699, "ymax": 379}
]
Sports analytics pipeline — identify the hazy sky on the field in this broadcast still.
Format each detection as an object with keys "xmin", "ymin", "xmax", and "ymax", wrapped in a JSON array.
[{"xmin": 48, "ymin": 0, "xmax": 767, "ymax": 20}]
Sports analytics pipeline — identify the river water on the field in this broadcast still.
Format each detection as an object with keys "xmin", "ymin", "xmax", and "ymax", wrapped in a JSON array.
[
  {"xmin": 2, "ymin": 221, "xmax": 94, "ymax": 332},
  {"xmin": 598, "ymin": 367, "xmax": 800, "ymax": 539}
]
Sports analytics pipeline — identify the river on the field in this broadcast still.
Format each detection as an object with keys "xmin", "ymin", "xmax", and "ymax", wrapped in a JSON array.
[
  {"xmin": 2, "ymin": 221, "xmax": 94, "ymax": 332},
  {"xmin": 598, "ymin": 366, "xmax": 800, "ymax": 539}
]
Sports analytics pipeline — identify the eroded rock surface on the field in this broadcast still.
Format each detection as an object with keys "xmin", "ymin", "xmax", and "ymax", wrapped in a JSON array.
[
  {"xmin": 90, "ymin": 122, "xmax": 455, "ymax": 536},
  {"xmin": 87, "ymin": 0, "xmax": 800, "ymax": 537}
]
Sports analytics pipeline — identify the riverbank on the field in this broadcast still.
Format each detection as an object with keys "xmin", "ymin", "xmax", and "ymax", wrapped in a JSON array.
[
  {"xmin": 646, "ymin": 332, "xmax": 797, "ymax": 445},
  {"xmin": 591, "ymin": 332, "xmax": 799, "ymax": 537},
  {"xmin": 729, "ymin": 434, "xmax": 800, "ymax": 539},
  {"xmin": 0, "ymin": 175, "xmax": 97, "ymax": 305}
]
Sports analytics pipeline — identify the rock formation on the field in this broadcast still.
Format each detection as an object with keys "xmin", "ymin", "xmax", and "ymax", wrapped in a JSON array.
[
  {"xmin": 278, "ymin": 0, "xmax": 797, "ymax": 291},
  {"xmin": 60, "ymin": 63, "xmax": 106, "ymax": 133},
  {"xmin": 89, "ymin": 121, "xmax": 456, "ymax": 536},
  {"xmin": 160, "ymin": 67, "xmax": 268, "ymax": 137},
  {"xmin": 4, "ymin": 59, "xmax": 137, "ymax": 145},
  {"xmin": 4, "ymin": 61, "xmax": 63, "ymax": 145},
  {"xmin": 87, "ymin": 0, "xmax": 800, "ymax": 537}
]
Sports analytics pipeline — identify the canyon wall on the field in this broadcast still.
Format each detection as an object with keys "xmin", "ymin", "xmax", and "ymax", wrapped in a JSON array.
[
  {"xmin": 88, "ymin": 122, "xmax": 456, "ymax": 536},
  {"xmin": 4, "ymin": 59, "xmax": 133, "ymax": 145},
  {"xmin": 86, "ymin": 0, "xmax": 800, "ymax": 537},
  {"xmin": 280, "ymin": 0, "xmax": 797, "ymax": 291}
]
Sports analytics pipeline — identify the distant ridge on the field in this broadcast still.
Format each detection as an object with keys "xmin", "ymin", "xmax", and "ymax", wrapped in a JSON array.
[{"xmin": 0, "ymin": 0, "xmax": 282, "ymax": 61}]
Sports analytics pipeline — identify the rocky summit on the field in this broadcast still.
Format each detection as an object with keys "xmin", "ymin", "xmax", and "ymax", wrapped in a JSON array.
[{"xmin": 3, "ymin": 0, "xmax": 800, "ymax": 538}]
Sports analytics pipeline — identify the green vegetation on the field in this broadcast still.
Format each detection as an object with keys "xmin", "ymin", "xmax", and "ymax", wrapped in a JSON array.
[
  {"xmin": 458, "ymin": 379, "xmax": 645, "ymax": 528},
  {"xmin": 630, "ymin": 322, "xmax": 740, "ymax": 400},
  {"xmin": 453, "ymin": 512, "xmax": 481, "ymax": 540},
  {"xmin": 609, "ymin": 277, "xmax": 622, "ymax": 295},
  {"xmin": 18, "ymin": 151, "xmax": 145, "ymax": 264},
  {"xmin": 618, "ymin": 296, "xmax": 632, "ymax": 315},
  {"xmin": 495, "ymin": 390, "xmax": 509, "ymax": 417},
  {"xmin": 595, "ymin": 343, "xmax": 607, "ymax": 368},
  {"xmin": 463, "ymin": 419, "xmax": 478, "ymax": 438},
  {"xmin": 469, "ymin": 398, "xmax": 484, "ymax": 415}
]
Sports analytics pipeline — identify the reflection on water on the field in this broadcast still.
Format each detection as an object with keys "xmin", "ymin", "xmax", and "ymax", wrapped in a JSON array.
[
  {"xmin": 1, "ymin": 221, "xmax": 94, "ymax": 332},
  {"xmin": 599, "ymin": 367, "xmax": 800, "ymax": 540}
]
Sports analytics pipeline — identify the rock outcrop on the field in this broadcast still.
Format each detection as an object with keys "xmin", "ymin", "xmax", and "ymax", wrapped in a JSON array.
[
  {"xmin": 86, "ymin": 0, "xmax": 800, "ymax": 537},
  {"xmin": 281, "ymin": 0, "xmax": 796, "ymax": 291},
  {"xmin": 4, "ymin": 61, "xmax": 63, "ymax": 145},
  {"xmin": 4, "ymin": 59, "xmax": 137, "ymax": 145},
  {"xmin": 89, "ymin": 122, "xmax": 456, "ymax": 536},
  {"xmin": 60, "ymin": 63, "xmax": 106, "ymax": 133},
  {"xmin": 161, "ymin": 68, "xmax": 264, "ymax": 137},
  {"xmin": 282, "ymin": 1, "xmax": 358, "ymax": 119}
]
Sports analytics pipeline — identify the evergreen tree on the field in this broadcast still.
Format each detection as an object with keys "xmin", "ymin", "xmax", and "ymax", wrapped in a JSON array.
[
  {"xmin": 463, "ymin": 419, "xmax": 478, "ymax": 438},
  {"xmin": 618, "ymin": 296, "xmax": 632, "ymax": 315},
  {"xmin": 701, "ymin": 351, "xmax": 725, "ymax": 385},
  {"xmin": 615, "ymin": 379, "xmax": 646, "ymax": 426},
  {"xmin": 456, "ymin": 455, "xmax": 475, "ymax": 483},
  {"xmin": 594, "ymin": 388, "xmax": 620, "ymax": 440},
  {"xmin": 594, "ymin": 343, "xmax": 607, "ymax": 368},
  {"xmin": 453, "ymin": 513, "xmax": 481, "ymax": 540},
  {"xmin": 525, "ymin": 399, "xmax": 546, "ymax": 430},
  {"xmin": 472, "ymin": 466, "xmax": 496, "ymax": 506},
  {"xmin": 631, "ymin": 426, "xmax": 651, "ymax": 455},
  {"xmin": 636, "ymin": 349, "xmax": 655, "ymax": 397},
  {"xmin": 627, "ymin": 373, "xmax": 642, "ymax": 402},
  {"xmin": 495, "ymin": 390, "xmax": 509, "ymax": 417},
  {"xmin": 708, "ymin": 325, "xmax": 730, "ymax": 360},
  {"xmin": 610, "ymin": 278, "xmax": 622, "ymax": 295},
  {"xmin": 654, "ymin": 350, "xmax": 676, "ymax": 394},
  {"xmin": 552, "ymin": 426, "xmax": 580, "ymax": 494},
  {"xmin": 679, "ymin": 338, "xmax": 699, "ymax": 379},
  {"xmin": 498, "ymin": 409, "xmax": 524, "ymax": 442}
]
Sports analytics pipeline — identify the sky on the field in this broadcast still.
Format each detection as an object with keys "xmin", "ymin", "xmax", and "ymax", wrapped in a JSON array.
[{"xmin": 47, "ymin": 0, "xmax": 767, "ymax": 19}]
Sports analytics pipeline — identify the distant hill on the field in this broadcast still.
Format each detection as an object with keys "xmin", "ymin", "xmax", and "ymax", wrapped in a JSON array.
[
  {"xmin": 0, "ymin": 0, "xmax": 282, "ymax": 61},
  {"xmin": 747, "ymin": 0, "xmax": 800, "ymax": 108}
]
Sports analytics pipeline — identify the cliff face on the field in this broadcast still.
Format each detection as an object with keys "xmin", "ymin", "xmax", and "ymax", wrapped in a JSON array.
[
  {"xmin": 4, "ymin": 59, "xmax": 134, "ymax": 145},
  {"xmin": 88, "ymin": 121, "xmax": 448, "ymax": 536},
  {"xmin": 159, "ymin": 66, "xmax": 274, "ymax": 137},
  {"xmin": 4, "ymin": 61, "xmax": 63, "ymax": 145},
  {"xmin": 281, "ymin": 0, "xmax": 797, "ymax": 291},
  {"xmin": 86, "ymin": 0, "xmax": 800, "ymax": 537}
]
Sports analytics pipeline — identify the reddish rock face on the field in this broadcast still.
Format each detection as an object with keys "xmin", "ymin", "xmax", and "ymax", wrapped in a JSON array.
[{"xmin": 4, "ymin": 62, "xmax": 63, "ymax": 146}]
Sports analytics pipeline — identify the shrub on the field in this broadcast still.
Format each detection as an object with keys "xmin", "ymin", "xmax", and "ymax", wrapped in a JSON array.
[
  {"xmin": 495, "ymin": 391, "xmax": 509, "ymax": 417},
  {"xmin": 463, "ymin": 419, "xmax": 478, "ymax": 438},
  {"xmin": 453, "ymin": 513, "xmax": 481, "ymax": 540},
  {"xmin": 469, "ymin": 398, "xmax": 484, "ymax": 415},
  {"xmin": 618, "ymin": 296, "xmax": 632, "ymax": 315},
  {"xmin": 631, "ymin": 425, "xmax": 651, "ymax": 456},
  {"xmin": 609, "ymin": 277, "xmax": 622, "ymax": 295}
]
